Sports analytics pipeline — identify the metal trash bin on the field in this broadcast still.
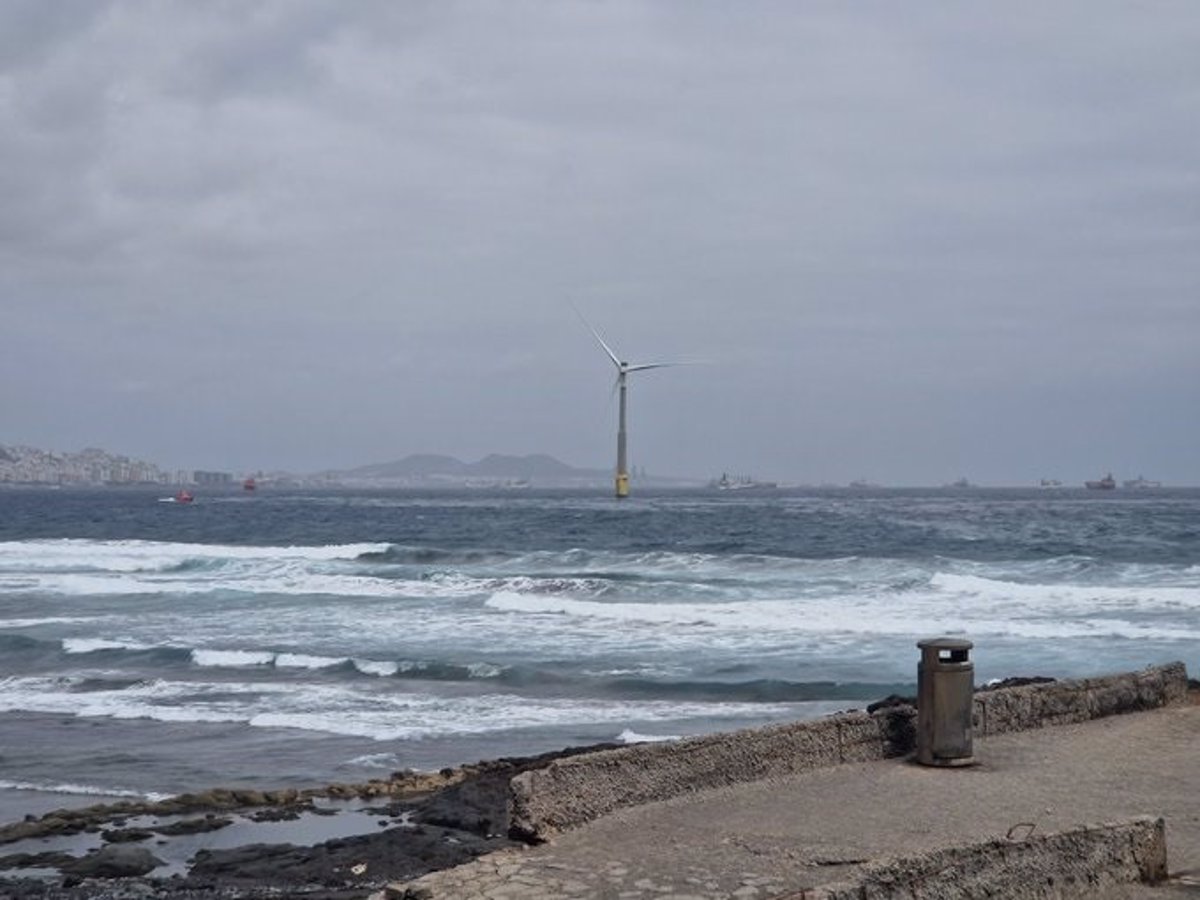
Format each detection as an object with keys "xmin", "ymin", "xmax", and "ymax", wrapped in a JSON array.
[{"xmin": 916, "ymin": 637, "xmax": 975, "ymax": 767}]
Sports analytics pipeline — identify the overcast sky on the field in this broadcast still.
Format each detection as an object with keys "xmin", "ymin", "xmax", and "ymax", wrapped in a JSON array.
[{"xmin": 2, "ymin": 1, "xmax": 1198, "ymax": 485}]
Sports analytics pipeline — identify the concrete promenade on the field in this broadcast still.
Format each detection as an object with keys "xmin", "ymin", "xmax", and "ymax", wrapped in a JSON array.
[{"xmin": 391, "ymin": 702, "xmax": 1200, "ymax": 898}]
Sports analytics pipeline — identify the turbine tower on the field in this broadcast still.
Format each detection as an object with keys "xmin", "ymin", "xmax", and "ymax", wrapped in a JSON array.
[{"xmin": 577, "ymin": 310, "xmax": 676, "ymax": 499}]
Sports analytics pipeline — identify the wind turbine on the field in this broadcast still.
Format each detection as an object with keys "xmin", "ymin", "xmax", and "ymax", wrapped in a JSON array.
[{"xmin": 576, "ymin": 308, "xmax": 678, "ymax": 499}]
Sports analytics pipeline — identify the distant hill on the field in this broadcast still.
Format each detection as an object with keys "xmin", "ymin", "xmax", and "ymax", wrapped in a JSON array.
[
  {"xmin": 331, "ymin": 453, "xmax": 610, "ymax": 486},
  {"xmin": 349, "ymin": 454, "xmax": 471, "ymax": 478},
  {"xmin": 471, "ymin": 454, "xmax": 581, "ymax": 478}
]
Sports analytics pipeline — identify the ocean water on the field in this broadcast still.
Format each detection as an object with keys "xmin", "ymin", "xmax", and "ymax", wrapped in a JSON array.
[{"xmin": 1, "ymin": 486, "xmax": 1197, "ymax": 822}]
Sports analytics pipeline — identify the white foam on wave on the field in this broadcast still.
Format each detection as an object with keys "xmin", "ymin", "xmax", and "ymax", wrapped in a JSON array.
[
  {"xmin": 189, "ymin": 648, "xmax": 409, "ymax": 675},
  {"xmin": 466, "ymin": 662, "xmax": 503, "ymax": 678},
  {"xmin": 616, "ymin": 729, "xmax": 681, "ymax": 744},
  {"xmin": 0, "ymin": 538, "xmax": 406, "ymax": 600},
  {"xmin": 931, "ymin": 572, "xmax": 1200, "ymax": 608},
  {"xmin": 482, "ymin": 589, "xmax": 899, "ymax": 638},
  {"xmin": 0, "ymin": 538, "xmax": 391, "ymax": 571},
  {"xmin": 345, "ymin": 752, "xmax": 403, "ymax": 770},
  {"xmin": 274, "ymin": 652, "xmax": 345, "ymax": 670},
  {"xmin": 191, "ymin": 649, "xmax": 276, "ymax": 667},
  {"xmin": 63, "ymin": 638, "xmax": 151, "ymax": 654},
  {"xmin": 353, "ymin": 659, "xmax": 399, "ymax": 677},
  {"xmin": 2, "ymin": 616, "xmax": 99, "ymax": 628},
  {"xmin": 0, "ymin": 674, "xmax": 804, "ymax": 742},
  {"xmin": 485, "ymin": 590, "xmax": 732, "ymax": 626},
  {"xmin": 19, "ymin": 567, "xmax": 415, "ymax": 599},
  {"xmin": 478, "ymin": 569, "xmax": 1200, "ymax": 649},
  {"xmin": 0, "ymin": 779, "xmax": 174, "ymax": 802}
]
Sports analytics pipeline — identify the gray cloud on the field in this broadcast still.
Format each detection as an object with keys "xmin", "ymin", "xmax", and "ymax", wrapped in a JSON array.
[{"xmin": 2, "ymin": 1, "xmax": 1198, "ymax": 484}]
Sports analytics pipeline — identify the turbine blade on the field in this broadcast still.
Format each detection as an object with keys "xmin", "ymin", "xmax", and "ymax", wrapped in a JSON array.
[
  {"xmin": 625, "ymin": 362, "xmax": 678, "ymax": 372},
  {"xmin": 570, "ymin": 302, "xmax": 622, "ymax": 369}
]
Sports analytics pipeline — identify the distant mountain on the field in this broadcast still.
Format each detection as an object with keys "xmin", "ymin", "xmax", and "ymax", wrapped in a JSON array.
[
  {"xmin": 349, "ymin": 454, "xmax": 471, "ymax": 479},
  {"xmin": 333, "ymin": 453, "xmax": 608, "ymax": 485},
  {"xmin": 470, "ymin": 454, "xmax": 581, "ymax": 478}
]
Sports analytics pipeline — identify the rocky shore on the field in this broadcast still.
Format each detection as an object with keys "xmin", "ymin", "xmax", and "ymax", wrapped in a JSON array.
[{"xmin": 0, "ymin": 742, "xmax": 617, "ymax": 899}]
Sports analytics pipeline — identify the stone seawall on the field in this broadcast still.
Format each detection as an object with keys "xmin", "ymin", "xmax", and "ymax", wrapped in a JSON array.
[
  {"xmin": 974, "ymin": 662, "xmax": 1189, "ymax": 736},
  {"xmin": 797, "ymin": 817, "xmax": 1166, "ymax": 900},
  {"xmin": 510, "ymin": 662, "xmax": 1188, "ymax": 840}
]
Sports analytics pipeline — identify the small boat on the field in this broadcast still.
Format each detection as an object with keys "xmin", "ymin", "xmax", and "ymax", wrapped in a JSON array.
[
  {"xmin": 1123, "ymin": 475, "xmax": 1161, "ymax": 489},
  {"xmin": 174, "ymin": 490, "xmax": 194, "ymax": 503},
  {"xmin": 710, "ymin": 473, "xmax": 777, "ymax": 491},
  {"xmin": 243, "ymin": 477, "xmax": 256, "ymax": 492},
  {"xmin": 1084, "ymin": 473, "xmax": 1116, "ymax": 490}
]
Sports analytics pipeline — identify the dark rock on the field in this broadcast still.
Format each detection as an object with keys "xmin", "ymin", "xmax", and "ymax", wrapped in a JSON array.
[
  {"xmin": 231, "ymin": 789, "xmax": 268, "ymax": 806},
  {"xmin": 153, "ymin": 816, "xmax": 233, "ymax": 836},
  {"xmin": 100, "ymin": 827, "xmax": 155, "ymax": 843},
  {"xmin": 38, "ymin": 815, "xmax": 87, "ymax": 839},
  {"xmin": 874, "ymin": 705, "xmax": 917, "ymax": 756},
  {"xmin": 0, "ymin": 739, "xmax": 625, "ymax": 895},
  {"xmin": 261, "ymin": 788, "xmax": 300, "ymax": 805},
  {"xmin": 0, "ymin": 850, "xmax": 76, "ymax": 870},
  {"xmin": 61, "ymin": 845, "xmax": 163, "ymax": 879},
  {"xmin": 867, "ymin": 694, "xmax": 916, "ymax": 713},
  {"xmin": 249, "ymin": 806, "xmax": 304, "ymax": 822},
  {"xmin": 978, "ymin": 675, "xmax": 1057, "ymax": 692}
]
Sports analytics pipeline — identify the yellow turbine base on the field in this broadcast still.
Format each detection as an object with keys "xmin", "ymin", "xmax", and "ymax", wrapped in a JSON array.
[{"xmin": 615, "ymin": 473, "xmax": 630, "ymax": 498}]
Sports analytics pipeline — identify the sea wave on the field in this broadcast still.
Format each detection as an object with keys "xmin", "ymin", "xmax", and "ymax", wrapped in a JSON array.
[
  {"xmin": 0, "ymin": 538, "xmax": 392, "ymax": 572},
  {"xmin": 616, "ymin": 729, "xmax": 681, "ymax": 744},
  {"xmin": 191, "ymin": 648, "xmax": 277, "ymax": 667},
  {"xmin": 930, "ymin": 572, "xmax": 1200, "ymax": 609},
  {"xmin": 0, "ymin": 779, "xmax": 174, "ymax": 802},
  {"xmin": 0, "ymin": 674, "xmax": 811, "ymax": 742},
  {"xmin": 63, "ymin": 637, "xmax": 155, "ymax": 654}
]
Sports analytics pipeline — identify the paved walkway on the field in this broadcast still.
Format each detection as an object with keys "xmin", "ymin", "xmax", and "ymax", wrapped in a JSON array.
[{"xmin": 391, "ymin": 704, "xmax": 1200, "ymax": 898}]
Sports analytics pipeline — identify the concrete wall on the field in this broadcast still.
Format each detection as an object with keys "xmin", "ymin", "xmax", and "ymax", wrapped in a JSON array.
[
  {"xmin": 974, "ymin": 662, "xmax": 1189, "ymax": 736},
  {"xmin": 510, "ymin": 662, "xmax": 1188, "ymax": 840},
  {"xmin": 800, "ymin": 817, "xmax": 1166, "ymax": 900}
]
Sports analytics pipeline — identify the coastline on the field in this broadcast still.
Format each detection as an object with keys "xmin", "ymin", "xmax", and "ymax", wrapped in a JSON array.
[
  {"xmin": 2, "ymin": 665, "xmax": 1193, "ymax": 898},
  {"xmin": 0, "ymin": 741, "xmax": 617, "ymax": 898}
]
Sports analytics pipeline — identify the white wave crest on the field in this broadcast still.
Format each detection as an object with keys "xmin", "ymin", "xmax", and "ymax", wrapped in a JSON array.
[
  {"xmin": 353, "ymin": 659, "xmax": 399, "ymax": 677},
  {"xmin": 930, "ymin": 572, "xmax": 1200, "ymax": 610},
  {"xmin": 191, "ymin": 649, "xmax": 276, "ymax": 667},
  {"xmin": 616, "ymin": 729, "xmax": 681, "ymax": 744},
  {"xmin": 275, "ymin": 653, "xmax": 345, "ymax": 670},
  {"xmin": 0, "ymin": 538, "xmax": 391, "ymax": 571},
  {"xmin": 0, "ymin": 674, "xmax": 805, "ymax": 742},
  {"xmin": 0, "ymin": 779, "xmax": 174, "ymax": 802},
  {"xmin": 345, "ymin": 752, "xmax": 403, "ymax": 770},
  {"xmin": 466, "ymin": 662, "xmax": 503, "ymax": 678},
  {"xmin": 2, "ymin": 616, "xmax": 99, "ymax": 628},
  {"xmin": 63, "ymin": 638, "xmax": 150, "ymax": 654},
  {"xmin": 484, "ymin": 590, "xmax": 729, "ymax": 626}
]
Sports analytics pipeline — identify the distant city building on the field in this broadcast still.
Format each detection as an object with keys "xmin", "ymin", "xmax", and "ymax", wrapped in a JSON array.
[
  {"xmin": 0, "ymin": 444, "xmax": 170, "ymax": 485},
  {"xmin": 193, "ymin": 470, "xmax": 233, "ymax": 485}
]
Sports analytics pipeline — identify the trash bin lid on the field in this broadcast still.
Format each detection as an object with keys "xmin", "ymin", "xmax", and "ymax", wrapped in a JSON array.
[{"xmin": 917, "ymin": 637, "xmax": 973, "ymax": 651}]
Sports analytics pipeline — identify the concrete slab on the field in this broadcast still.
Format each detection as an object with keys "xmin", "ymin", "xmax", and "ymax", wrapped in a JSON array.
[{"xmin": 392, "ymin": 704, "xmax": 1200, "ymax": 898}]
